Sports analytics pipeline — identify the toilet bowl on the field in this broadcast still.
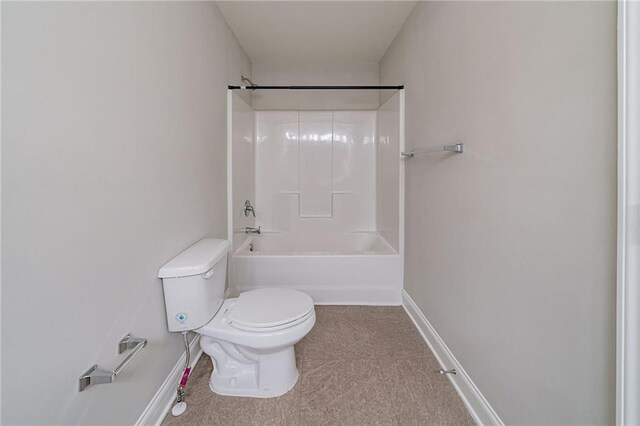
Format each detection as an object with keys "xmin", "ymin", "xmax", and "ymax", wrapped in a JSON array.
[
  {"xmin": 158, "ymin": 238, "xmax": 315, "ymax": 399},
  {"xmin": 199, "ymin": 288, "xmax": 315, "ymax": 397}
]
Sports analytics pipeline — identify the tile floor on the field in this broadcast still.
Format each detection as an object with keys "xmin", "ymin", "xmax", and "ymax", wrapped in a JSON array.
[{"xmin": 163, "ymin": 306, "xmax": 474, "ymax": 426}]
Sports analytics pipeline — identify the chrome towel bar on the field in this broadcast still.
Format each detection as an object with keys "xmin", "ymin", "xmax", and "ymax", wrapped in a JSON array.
[
  {"xmin": 78, "ymin": 334, "xmax": 147, "ymax": 391},
  {"xmin": 401, "ymin": 142, "xmax": 464, "ymax": 157}
]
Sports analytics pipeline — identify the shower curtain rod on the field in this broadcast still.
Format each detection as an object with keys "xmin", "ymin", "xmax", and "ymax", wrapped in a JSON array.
[{"xmin": 228, "ymin": 85, "xmax": 404, "ymax": 90}]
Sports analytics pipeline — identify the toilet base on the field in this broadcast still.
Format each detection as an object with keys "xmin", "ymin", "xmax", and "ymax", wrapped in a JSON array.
[
  {"xmin": 209, "ymin": 368, "xmax": 299, "ymax": 398},
  {"xmin": 201, "ymin": 335, "xmax": 299, "ymax": 398}
]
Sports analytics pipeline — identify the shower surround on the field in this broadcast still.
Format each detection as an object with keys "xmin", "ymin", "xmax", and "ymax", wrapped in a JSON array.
[{"xmin": 228, "ymin": 91, "xmax": 403, "ymax": 304}]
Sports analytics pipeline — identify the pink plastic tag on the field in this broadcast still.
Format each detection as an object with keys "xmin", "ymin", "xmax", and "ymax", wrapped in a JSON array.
[{"xmin": 179, "ymin": 367, "xmax": 191, "ymax": 388}]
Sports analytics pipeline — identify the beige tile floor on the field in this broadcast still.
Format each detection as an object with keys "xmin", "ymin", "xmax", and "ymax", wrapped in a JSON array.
[{"xmin": 163, "ymin": 306, "xmax": 474, "ymax": 426}]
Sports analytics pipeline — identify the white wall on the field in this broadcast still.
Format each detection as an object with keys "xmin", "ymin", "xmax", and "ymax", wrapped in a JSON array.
[
  {"xmin": 255, "ymin": 111, "xmax": 376, "ymax": 236},
  {"xmin": 251, "ymin": 61, "xmax": 379, "ymax": 110},
  {"xmin": 1, "ymin": 2, "xmax": 250, "ymax": 424},
  {"xmin": 380, "ymin": 2, "xmax": 617, "ymax": 424},
  {"xmin": 376, "ymin": 92, "xmax": 401, "ymax": 251}
]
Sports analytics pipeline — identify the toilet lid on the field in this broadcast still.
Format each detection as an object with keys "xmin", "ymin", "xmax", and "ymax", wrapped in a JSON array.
[{"xmin": 228, "ymin": 288, "xmax": 314, "ymax": 331}]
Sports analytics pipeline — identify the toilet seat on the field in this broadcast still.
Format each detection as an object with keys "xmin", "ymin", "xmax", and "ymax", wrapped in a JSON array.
[
  {"xmin": 198, "ymin": 297, "xmax": 316, "ymax": 350},
  {"xmin": 227, "ymin": 288, "xmax": 314, "ymax": 332}
]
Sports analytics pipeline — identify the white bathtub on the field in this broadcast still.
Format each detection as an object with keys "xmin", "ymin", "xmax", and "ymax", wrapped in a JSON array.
[{"xmin": 231, "ymin": 231, "xmax": 402, "ymax": 305}]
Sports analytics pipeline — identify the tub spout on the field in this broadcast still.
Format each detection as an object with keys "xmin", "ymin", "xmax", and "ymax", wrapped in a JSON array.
[{"xmin": 245, "ymin": 226, "xmax": 261, "ymax": 235}]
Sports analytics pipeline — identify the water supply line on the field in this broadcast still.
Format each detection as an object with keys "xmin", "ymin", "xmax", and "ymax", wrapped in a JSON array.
[{"xmin": 171, "ymin": 331, "xmax": 192, "ymax": 417}]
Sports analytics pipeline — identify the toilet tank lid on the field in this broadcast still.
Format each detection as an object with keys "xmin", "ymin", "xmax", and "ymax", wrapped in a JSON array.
[{"xmin": 158, "ymin": 238, "xmax": 231, "ymax": 279}]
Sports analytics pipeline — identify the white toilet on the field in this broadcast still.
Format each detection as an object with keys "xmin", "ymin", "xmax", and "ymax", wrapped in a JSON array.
[{"xmin": 158, "ymin": 238, "xmax": 315, "ymax": 398}]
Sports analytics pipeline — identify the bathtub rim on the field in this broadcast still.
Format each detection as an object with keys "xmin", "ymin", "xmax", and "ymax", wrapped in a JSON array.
[{"xmin": 232, "ymin": 231, "xmax": 399, "ymax": 257}]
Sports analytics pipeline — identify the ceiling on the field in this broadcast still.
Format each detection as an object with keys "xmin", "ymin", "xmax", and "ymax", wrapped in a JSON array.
[{"xmin": 216, "ymin": 1, "xmax": 417, "ymax": 63}]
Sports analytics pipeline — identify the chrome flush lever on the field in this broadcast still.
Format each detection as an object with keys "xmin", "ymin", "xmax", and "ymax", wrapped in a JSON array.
[{"xmin": 243, "ymin": 200, "xmax": 256, "ymax": 217}]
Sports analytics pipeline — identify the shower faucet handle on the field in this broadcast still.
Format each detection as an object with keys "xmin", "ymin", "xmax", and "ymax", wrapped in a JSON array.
[{"xmin": 243, "ymin": 200, "xmax": 256, "ymax": 217}]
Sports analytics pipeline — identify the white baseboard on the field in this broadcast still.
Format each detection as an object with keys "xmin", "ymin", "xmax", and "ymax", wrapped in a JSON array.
[
  {"xmin": 135, "ymin": 334, "xmax": 204, "ymax": 426},
  {"xmin": 402, "ymin": 290, "xmax": 503, "ymax": 426}
]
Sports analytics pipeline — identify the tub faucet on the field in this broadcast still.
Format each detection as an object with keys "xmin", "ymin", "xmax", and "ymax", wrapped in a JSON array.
[
  {"xmin": 243, "ymin": 200, "xmax": 256, "ymax": 217},
  {"xmin": 245, "ymin": 226, "xmax": 261, "ymax": 235}
]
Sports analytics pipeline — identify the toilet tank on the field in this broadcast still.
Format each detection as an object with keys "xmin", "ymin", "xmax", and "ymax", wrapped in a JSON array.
[{"xmin": 158, "ymin": 238, "xmax": 231, "ymax": 332}]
